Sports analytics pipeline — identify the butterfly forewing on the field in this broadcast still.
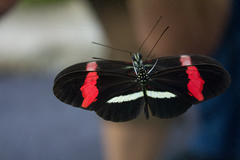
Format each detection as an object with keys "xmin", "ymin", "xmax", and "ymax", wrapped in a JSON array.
[
  {"xmin": 146, "ymin": 55, "xmax": 231, "ymax": 104},
  {"xmin": 54, "ymin": 60, "xmax": 136, "ymax": 83},
  {"xmin": 54, "ymin": 71, "xmax": 136, "ymax": 108},
  {"xmin": 144, "ymin": 54, "xmax": 224, "ymax": 73}
]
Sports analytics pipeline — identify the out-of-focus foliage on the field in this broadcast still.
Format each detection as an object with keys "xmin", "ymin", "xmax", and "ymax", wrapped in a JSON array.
[{"xmin": 20, "ymin": 0, "xmax": 74, "ymax": 6}]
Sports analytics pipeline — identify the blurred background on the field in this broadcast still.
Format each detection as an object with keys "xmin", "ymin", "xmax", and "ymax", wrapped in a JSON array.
[
  {"xmin": 0, "ymin": 0, "xmax": 107, "ymax": 159},
  {"xmin": 0, "ymin": 0, "xmax": 238, "ymax": 160}
]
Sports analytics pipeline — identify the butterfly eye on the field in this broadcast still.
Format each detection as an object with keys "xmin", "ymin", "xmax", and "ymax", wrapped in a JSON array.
[
  {"xmin": 132, "ymin": 53, "xmax": 142, "ymax": 62},
  {"xmin": 138, "ymin": 53, "xmax": 142, "ymax": 60},
  {"xmin": 140, "ymin": 60, "xmax": 143, "ymax": 66}
]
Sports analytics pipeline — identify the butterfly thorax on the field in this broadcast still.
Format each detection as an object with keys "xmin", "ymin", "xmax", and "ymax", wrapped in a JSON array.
[
  {"xmin": 137, "ymin": 68, "xmax": 149, "ymax": 85},
  {"xmin": 132, "ymin": 53, "xmax": 149, "ymax": 85}
]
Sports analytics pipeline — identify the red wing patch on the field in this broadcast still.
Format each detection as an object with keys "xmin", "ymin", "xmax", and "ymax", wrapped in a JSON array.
[
  {"xmin": 180, "ymin": 55, "xmax": 205, "ymax": 101},
  {"xmin": 186, "ymin": 66, "xmax": 204, "ymax": 101},
  {"xmin": 80, "ymin": 62, "xmax": 99, "ymax": 108}
]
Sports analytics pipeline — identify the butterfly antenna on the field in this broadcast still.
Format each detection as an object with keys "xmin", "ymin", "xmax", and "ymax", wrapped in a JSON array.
[
  {"xmin": 146, "ymin": 26, "xmax": 169, "ymax": 59},
  {"xmin": 92, "ymin": 42, "xmax": 133, "ymax": 55},
  {"xmin": 137, "ymin": 16, "xmax": 162, "ymax": 53},
  {"xmin": 144, "ymin": 54, "xmax": 155, "ymax": 61},
  {"xmin": 92, "ymin": 57, "xmax": 112, "ymax": 61},
  {"xmin": 148, "ymin": 59, "xmax": 158, "ymax": 74}
]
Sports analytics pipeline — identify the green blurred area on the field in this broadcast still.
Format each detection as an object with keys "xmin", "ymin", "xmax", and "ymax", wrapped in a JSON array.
[{"xmin": 20, "ymin": 0, "xmax": 74, "ymax": 6}]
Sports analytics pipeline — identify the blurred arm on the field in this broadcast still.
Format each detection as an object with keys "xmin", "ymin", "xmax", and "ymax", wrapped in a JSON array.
[
  {"xmin": 89, "ymin": 0, "xmax": 231, "ymax": 160},
  {"xmin": 0, "ymin": 0, "xmax": 19, "ymax": 17}
]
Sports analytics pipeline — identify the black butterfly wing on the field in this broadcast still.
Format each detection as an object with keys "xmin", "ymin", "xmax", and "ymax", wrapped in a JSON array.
[
  {"xmin": 53, "ymin": 60, "xmax": 144, "ymax": 122},
  {"xmin": 53, "ymin": 55, "xmax": 231, "ymax": 121},
  {"xmin": 54, "ymin": 60, "xmax": 135, "ymax": 83},
  {"xmin": 150, "ymin": 65, "xmax": 230, "ymax": 104},
  {"xmin": 94, "ymin": 81, "xmax": 145, "ymax": 122},
  {"xmin": 144, "ymin": 55, "xmax": 231, "ymax": 118},
  {"xmin": 145, "ymin": 87, "xmax": 192, "ymax": 119},
  {"xmin": 144, "ymin": 54, "xmax": 224, "ymax": 72}
]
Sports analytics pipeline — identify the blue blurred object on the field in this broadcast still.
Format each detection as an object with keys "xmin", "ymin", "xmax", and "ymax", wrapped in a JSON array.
[
  {"xmin": 0, "ymin": 75, "xmax": 103, "ymax": 160},
  {"xmin": 171, "ymin": 1, "xmax": 240, "ymax": 159}
]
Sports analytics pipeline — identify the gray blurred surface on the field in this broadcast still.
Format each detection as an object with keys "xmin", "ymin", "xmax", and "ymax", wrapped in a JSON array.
[
  {"xmin": 0, "ymin": 1, "xmax": 107, "ymax": 74},
  {"xmin": 0, "ymin": 74, "xmax": 103, "ymax": 160}
]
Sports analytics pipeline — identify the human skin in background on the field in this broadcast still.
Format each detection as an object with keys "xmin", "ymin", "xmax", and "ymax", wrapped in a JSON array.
[
  {"xmin": 0, "ymin": 0, "xmax": 19, "ymax": 17},
  {"xmin": 89, "ymin": 0, "xmax": 231, "ymax": 160}
]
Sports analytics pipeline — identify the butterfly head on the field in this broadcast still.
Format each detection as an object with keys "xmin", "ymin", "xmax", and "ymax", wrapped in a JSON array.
[{"xmin": 132, "ymin": 53, "xmax": 144, "ymax": 70}]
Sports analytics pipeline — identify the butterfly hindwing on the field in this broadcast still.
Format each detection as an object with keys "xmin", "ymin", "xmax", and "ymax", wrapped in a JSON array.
[
  {"xmin": 94, "ymin": 83, "xmax": 145, "ymax": 122},
  {"xmin": 145, "ymin": 87, "xmax": 192, "ymax": 118}
]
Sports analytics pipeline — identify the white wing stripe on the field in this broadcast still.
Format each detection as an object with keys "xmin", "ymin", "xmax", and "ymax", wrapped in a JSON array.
[
  {"xmin": 107, "ymin": 90, "xmax": 176, "ymax": 104},
  {"xmin": 107, "ymin": 92, "xmax": 144, "ymax": 103},
  {"xmin": 146, "ymin": 90, "xmax": 176, "ymax": 98}
]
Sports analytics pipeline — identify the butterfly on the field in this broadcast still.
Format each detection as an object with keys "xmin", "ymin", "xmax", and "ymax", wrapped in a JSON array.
[{"xmin": 53, "ymin": 17, "xmax": 231, "ymax": 122}]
